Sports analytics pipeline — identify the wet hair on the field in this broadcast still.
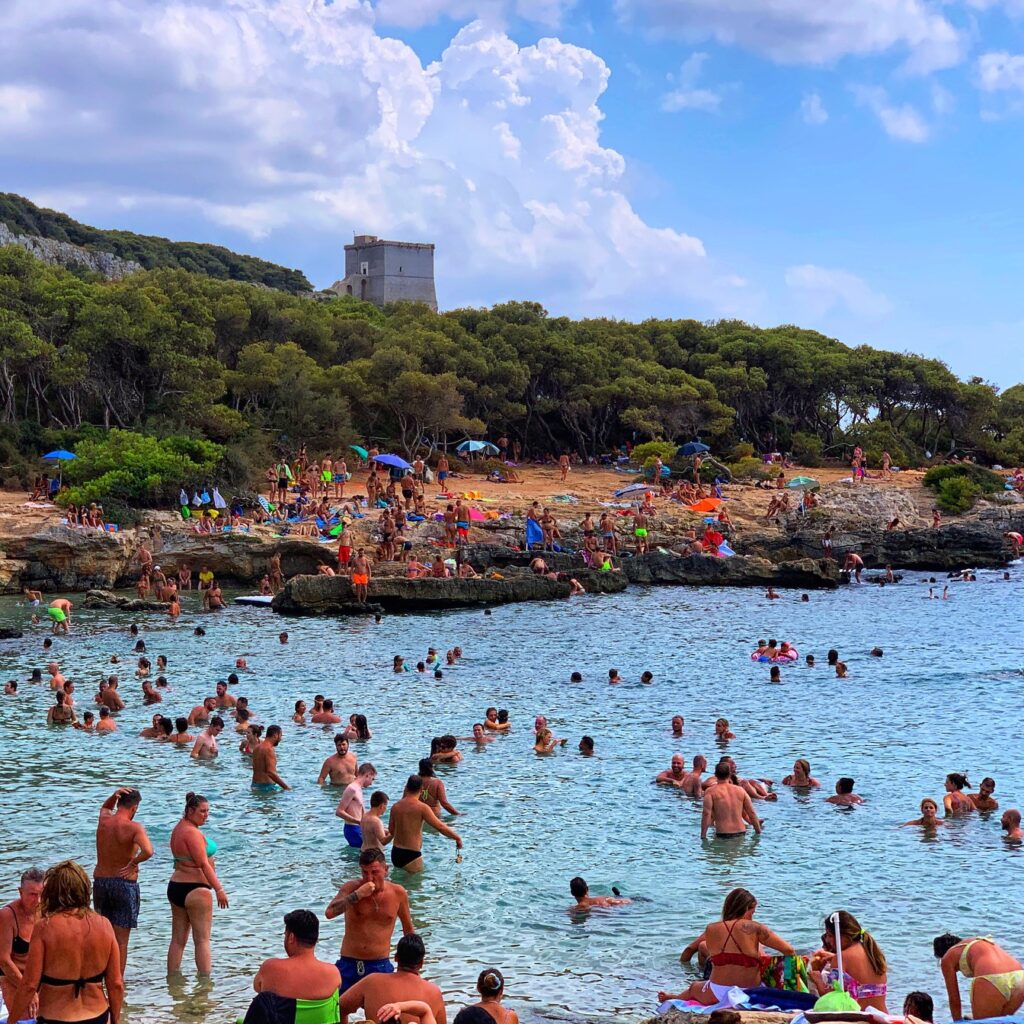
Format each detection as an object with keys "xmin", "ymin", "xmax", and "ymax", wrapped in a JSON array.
[
  {"xmin": 478, "ymin": 968, "xmax": 505, "ymax": 996},
  {"xmin": 870, "ymin": 648, "xmax": 883, "ymax": 657},
  {"xmin": 454, "ymin": 1008, "xmax": 495, "ymax": 1024},
  {"xmin": 228, "ymin": 673, "xmax": 239, "ymax": 686},
  {"xmin": 236, "ymin": 708, "xmax": 250, "ymax": 723},
  {"xmin": 130, "ymin": 624, "xmax": 139, "ymax": 635},
  {"xmin": 322, "ymin": 699, "xmax": 334, "ymax": 712},
  {"xmin": 715, "ymin": 762, "xmax": 731, "ymax": 781},
  {"xmin": 569, "ymin": 877, "xmax": 588, "ymax": 898},
  {"xmin": 418, "ymin": 757, "xmax": 435, "ymax": 777},
  {"xmin": 579, "ymin": 736, "xmax": 594, "ymax": 752},
  {"xmin": 641, "ymin": 671, "xmax": 653, "ymax": 683},
  {"xmin": 903, "ymin": 992, "xmax": 933, "ymax": 1021},
  {"xmin": 827, "ymin": 649, "xmax": 839, "ymax": 664},
  {"xmin": 295, "ymin": 700, "xmax": 305, "ymax": 712},
  {"xmin": 836, "ymin": 777, "xmax": 855, "ymax": 794},
  {"xmin": 99, "ymin": 706, "xmax": 111, "ymax": 719},
  {"xmin": 134, "ymin": 641, "xmax": 146, "ymax": 652},
  {"xmin": 54, "ymin": 690, "xmax": 66, "ymax": 705},
  {"xmin": 353, "ymin": 714, "xmax": 370, "ymax": 739},
  {"xmin": 497, "ymin": 709, "xmax": 509, "ymax": 723},
  {"xmin": 933, "ymin": 933, "xmax": 963, "ymax": 959},
  {"xmin": 266, "ymin": 725, "xmax": 282, "ymax": 740},
  {"xmin": 793, "ymin": 759, "xmax": 811, "ymax": 777},
  {"xmin": 396, "ymin": 933, "xmax": 426, "ymax": 968},
  {"xmin": 358, "ymin": 762, "xmax": 375, "ymax": 777},
  {"xmin": 416, "ymin": 662, "xmax": 425, "ymax": 672},
  {"xmin": 946, "ymin": 772, "xmax": 971, "ymax": 791},
  {"xmin": 41, "ymin": 860, "xmax": 92, "ymax": 916},
  {"xmin": 693, "ymin": 754, "xmax": 707, "ymax": 770},
  {"xmin": 806, "ymin": 655, "xmax": 815, "ymax": 666},
  {"xmin": 434, "ymin": 669, "xmax": 443, "ymax": 679},
  {"xmin": 117, "ymin": 788, "xmax": 142, "ymax": 809},
  {"xmin": 284, "ymin": 909, "xmax": 319, "ymax": 947},
  {"xmin": 156, "ymin": 675, "xmax": 168, "ymax": 687},
  {"xmin": 405, "ymin": 774, "xmax": 424, "ymax": 794},
  {"xmin": 175, "ymin": 717, "xmax": 189, "ymax": 734},
  {"xmin": 769, "ymin": 666, "xmax": 781, "ymax": 681},
  {"xmin": 370, "ymin": 790, "xmax": 388, "ymax": 808},
  {"xmin": 485, "ymin": 706, "xmax": 497, "ymax": 718},
  {"xmin": 757, "ymin": 639, "xmax": 767, "ymax": 647},
  {"xmin": 209, "ymin": 715, "xmax": 225, "ymax": 729},
  {"xmin": 570, "ymin": 671, "xmax": 582, "ymax": 682},
  {"xmin": 138, "ymin": 657, "xmax": 150, "ymax": 668},
  {"xmin": 723, "ymin": 888, "xmax": 756, "ymax": 921},
  {"xmin": 184, "ymin": 791, "xmax": 208, "ymax": 813},
  {"xmin": 194, "ymin": 627, "xmax": 206, "ymax": 636},
  {"xmin": 358, "ymin": 847, "xmax": 386, "ymax": 867},
  {"xmin": 828, "ymin": 911, "xmax": 887, "ymax": 973},
  {"xmin": 767, "ymin": 639, "xmax": 777, "ymax": 647},
  {"xmin": 157, "ymin": 716, "xmax": 173, "ymax": 736}
]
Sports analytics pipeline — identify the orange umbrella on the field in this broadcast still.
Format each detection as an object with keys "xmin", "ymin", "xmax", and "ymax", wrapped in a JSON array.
[{"xmin": 687, "ymin": 498, "xmax": 722, "ymax": 513}]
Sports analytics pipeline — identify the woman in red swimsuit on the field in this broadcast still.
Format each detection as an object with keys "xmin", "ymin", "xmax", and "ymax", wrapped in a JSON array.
[{"xmin": 659, "ymin": 888, "xmax": 795, "ymax": 1005}]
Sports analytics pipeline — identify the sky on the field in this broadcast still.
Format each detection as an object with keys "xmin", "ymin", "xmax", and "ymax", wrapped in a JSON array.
[{"xmin": 1, "ymin": 0, "xmax": 1023, "ymax": 386}]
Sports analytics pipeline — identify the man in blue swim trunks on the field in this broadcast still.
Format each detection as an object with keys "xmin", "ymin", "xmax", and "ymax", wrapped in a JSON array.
[
  {"xmin": 324, "ymin": 848, "xmax": 413, "ymax": 993},
  {"xmin": 335, "ymin": 764, "xmax": 376, "ymax": 848}
]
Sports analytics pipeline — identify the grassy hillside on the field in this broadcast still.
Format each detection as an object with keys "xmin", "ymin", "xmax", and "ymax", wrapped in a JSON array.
[{"xmin": 0, "ymin": 193, "xmax": 312, "ymax": 293}]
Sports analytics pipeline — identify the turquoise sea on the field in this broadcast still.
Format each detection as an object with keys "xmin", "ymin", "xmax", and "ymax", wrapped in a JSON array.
[{"xmin": 0, "ymin": 568, "xmax": 1022, "ymax": 1023}]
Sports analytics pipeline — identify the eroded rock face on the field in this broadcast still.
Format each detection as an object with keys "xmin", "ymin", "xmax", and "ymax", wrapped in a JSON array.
[
  {"xmin": 621, "ymin": 553, "xmax": 839, "ymax": 588},
  {"xmin": 0, "ymin": 224, "xmax": 141, "ymax": 280},
  {"xmin": 83, "ymin": 589, "xmax": 169, "ymax": 612}
]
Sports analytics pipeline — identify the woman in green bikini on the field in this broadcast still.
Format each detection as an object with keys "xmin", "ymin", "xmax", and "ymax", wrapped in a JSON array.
[
  {"xmin": 167, "ymin": 792, "xmax": 229, "ymax": 975},
  {"xmin": 935, "ymin": 933, "xmax": 1024, "ymax": 1020}
]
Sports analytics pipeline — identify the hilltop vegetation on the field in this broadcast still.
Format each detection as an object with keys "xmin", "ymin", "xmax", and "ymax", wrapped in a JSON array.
[
  {"xmin": 1, "ymin": 242, "xmax": 1022, "ymax": 507},
  {"xmin": 0, "ymin": 193, "xmax": 311, "ymax": 293}
]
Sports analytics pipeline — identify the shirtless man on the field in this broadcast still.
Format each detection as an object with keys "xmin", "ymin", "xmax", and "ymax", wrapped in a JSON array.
[
  {"xmin": 311, "ymin": 698, "xmax": 342, "ymax": 725},
  {"xmin": 324, "ymin": 848, "xmax": 414, "ymax": 994},
  {"xmin": 335, "ymin": 458, "xmax": 347, "ymax": 500},
  {"xmin": 214, "ymin": 680, "xmax": 237, "ymax": 710},
  {"xmin": 825, "ymin": 778, "xmax": 864, "ymax": 806},
  {"xmin": 701, "ymin": 762, "xmax": 762, "ymax": 839},
  {"xmin": 1001, "ymin": 809, "xmax": 1023, "ymax": 843},
  {"xmin": 318, "ymin": 735, "xmax": 357, "ymax": 786},
  {"xmin": 337, "ymin": 525, "xmax": 353, "ymax": 574},
  {"xmin": 252, "ymin": 725, "xmax": 290, "ymax": 791},
  {"xmin": 47, "ymin": 597, "xmax": 73, "ymax": 635},
  {"xmin": 136, "ymin": 542, "xmax": 153, "ymax": 577},
  {"xmin": 190, "ymin": 716, "xmax": 224, "ymax": 759},
  {"xmin": 336, "ymin": 763, "xmax": 376, "ymax": 848},
  {"xmin": 682, "ymin": 755, "xmax": 708, "ymax": 797},
  {"xmin": 97, "ymin": 677, "xmax": 125, "ymax": 713},
  {"xmin": 249, "ymin": 910, "xmax": 342, "ymax": 1015},
  {"xmin": 436, "ymin": 453, "xmax": 450, "ymax": 491},
  {"xmin": 96, "ymin": 707, "xmax": 117, "ymax": 732},
  {"xmin": 338, "ymin": 933, "xmax": 446, "ymax": 1024},
  {"xmin": 361, "ymin": 792, "xmax": 392, "ymax": 852},
  {"xmin": 388, "ymin": 775, "xmax": 463, "ymax": 873},
  {"xmin": 656, "ymin": 754, "xmax": 687, "ymax": 788},
  {"xmin": 47, "ymin": 662, "xmax": 66, "ymax": 690},
  {"xmin": 633, "ymin": 509, "xmax": 649, "ymax": 555},
  {"xmin": 671, "ymin": 715, "xmax": 685, "ymax": 737},
  {"xmin": 188, "ymin": 696, "xmax": 217, "ymax": 727},
  {"xmin": 843, "ymin": 552, "xmax": 864, "ymax": 583},
  {"xmin": 569, "ymin": 876, "xmax": 631, "ymax": 909},
  {"xmin": 352, "ymin": 549, "xmax": 371, "ymax": 603},
  {"xmin": 94, "ymin": 787, "xmax": 153, "ymax": 973}
]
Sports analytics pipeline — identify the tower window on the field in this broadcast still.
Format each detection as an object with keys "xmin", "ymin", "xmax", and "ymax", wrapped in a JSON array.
[{"xmin": 360, "ymin": 261, "xmax": 369, "ymax": 275}]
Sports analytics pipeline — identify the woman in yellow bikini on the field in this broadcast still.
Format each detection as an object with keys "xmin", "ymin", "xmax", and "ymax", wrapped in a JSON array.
[{"xmin": 935, "ymin": 933, "xmax": 1024, "ymax": 1020}]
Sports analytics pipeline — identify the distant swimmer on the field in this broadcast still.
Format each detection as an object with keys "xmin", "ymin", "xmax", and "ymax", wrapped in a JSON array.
[
  {"xmin": 971, "ymin": 777, "xmax": 999, "ymax": 811},
  {"xmin": 569, "ymin": 877, "xmax": 631, "ymax": 910},
  {"xmin": 671, "ymin": 715, "xmax": 685, "ymax": 737},
  {"xmin": 714, "ymin": 718, "xmax": 735, "ymax": 741},
  {"xmin": 826, "ymin": 778, "xmax": 864, "ymax": 805},
  {"xmin": 782, "ymin": 759, "xmax": 821, "ymax": 788},
  {"xmin": 1001, "ymin": 810, "xmax": 1023, "ymax": 843},
  {"xmin": 901, "ymin": 798, "xmax": 945, "ymax": 829},
  {"xmin": 655, "ymin": 755, "xmax": 687, "ymax": 788},
  {"xmin": 943, "ymin": 773, "xmax": 975, "ymax": 815},
  {"xmin": 701, "ymin": 762, "xmax": 762, "ymax": 840}
]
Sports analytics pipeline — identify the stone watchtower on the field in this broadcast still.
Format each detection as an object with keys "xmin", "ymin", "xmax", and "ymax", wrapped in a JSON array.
[{"xmin": 329, "ymin": 234, "xmax": 437, "ymax": 310}]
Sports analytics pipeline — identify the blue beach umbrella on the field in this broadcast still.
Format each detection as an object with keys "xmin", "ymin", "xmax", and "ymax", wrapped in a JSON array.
[
  {"xmin": 42, "ymin": 449, "xmax": 76, "ymax": 488},
  {"xmin": 373, "ymin": 453, "xmax": 412, "ymax": 471},
  {"xmin": 676, "ymin": 441, "xmax": 710, "ymax": 457},
  {"xmin": 456, "ymin": 440, "xmax": 499, "ymax": 454}
]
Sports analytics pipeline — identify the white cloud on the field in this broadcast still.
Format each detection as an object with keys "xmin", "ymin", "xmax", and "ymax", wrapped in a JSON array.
[
  {"xmin": 0, "ymin": 0, "xmax": 743, "ymax": 316},
  {"xmin": 372, "ymin": 0, "xmax": 576, "ymax": 29},
  {"xmin": 0, "ymin": 84, "xmax": 46, "ymax": 128},
  {"xmin": 614, "ymin": 0, "xmax": 962, "ymax": 73},
  {"xmin": 785, "ymin": 264, "xmax": 892, "ymax": 318},
  {"xmin": 661, "ymin": 52, "xmax": 723, "ymax": 112},
  {"xmin": 852, "ymin": 85, "xmax": 930, "ymax": 141},
  {"xmin": 800, "ymin": 92, "xmax": 828, "ymax": 124},
  {"xmin": 977, "ymin": 51, "xmax": 1024, "ymax": 91}
]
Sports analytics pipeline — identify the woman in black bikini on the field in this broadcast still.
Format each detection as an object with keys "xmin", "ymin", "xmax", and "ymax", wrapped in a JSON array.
[
  {"xmin": 167, "ymin": 792, "xmax": 229, "ymax": 975},
  {"xmin": 6, "ymin": 860, "xmax": 123, "ymax": 1024},
  {"xmin": 0, "ymin": 866, "xmax": 43, "ymax": 1011},
  {"xmin": 454, "ymin": 968, "xmax": 520, "ymax": 1024}
]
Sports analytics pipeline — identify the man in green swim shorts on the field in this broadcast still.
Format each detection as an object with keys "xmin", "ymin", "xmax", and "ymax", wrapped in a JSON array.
[
  {"xmin": 47, "ymin": 598, "xmax": 73, "ymax": 635},
  {"xmin": 632, "ymin": 509, "xmax": 649, "ymax": 555}
]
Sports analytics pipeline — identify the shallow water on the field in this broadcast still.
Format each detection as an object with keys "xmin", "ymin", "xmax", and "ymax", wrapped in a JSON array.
[{"xmin": 0, "ymin": 568, "xmax": 1022, "ymax": 1023}]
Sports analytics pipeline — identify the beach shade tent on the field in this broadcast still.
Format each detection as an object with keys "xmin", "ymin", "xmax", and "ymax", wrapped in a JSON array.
[
  {"xmin": 787, "ymin": 476, "xmax": 820, "ymax": 490},
  {"xmin": 525, "ymin": 518, "xmax": 543, "ymax": 549},
  {"xmin": 614, "ymin": 482, "xmax": 650, "ymax": 498},
  {"xmin": 372, "ymin": 453, "xmax": 412, "ymax": 471},
  {"xmin": 42, "ymin": 449, "xmax": 75, "ymax": 488},
  {"xmin": 687, "ymin": 498, "xmax": 722, "ymax": 513},
  {"xmin": 349, "ymin": 445, "xmax": 369, "ymax": 461},
  {"xmin": 677, "ymin": 441, "xmax": 711, "ymax": 457},
  {"xmin": 456, "ymin": 440, "xmax": 499, "ymax": 455}
]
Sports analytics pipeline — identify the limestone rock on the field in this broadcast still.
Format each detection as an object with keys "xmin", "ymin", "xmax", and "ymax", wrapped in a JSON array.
[
  {"xmin": 0, "ymin": 223, "xmax": 141, "ymax": 280},
  {"xmin": 621, "ymin": 552, "xmax": 839, "ymax": 589},
  {"xmin": 83, "ymin": 589, "xmax": 169, "ymax": 612}
]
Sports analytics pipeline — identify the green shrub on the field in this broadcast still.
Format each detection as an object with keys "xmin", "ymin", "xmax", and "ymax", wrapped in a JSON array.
[
  {"xmin": 730, "ymin": 442, "xmax": 755, "ymax": 461},
  {"xmin": 791, "ymin": 432, "xmax": 823, "ymax": 467},
  {"xmin": 631, "ymin": 441, "xmax": 676, "ymax": 465},
  {"xmin": 935, "ymin": 476, "xmax": 980, "ymax": 514},
  {"xmin": 923, "ymin": 464, "xmax": 1003, "ymax": 494},
  {"xmin": 728, "ymin": 456, "xmax": 773, "ymax": 481},
  {"xmin": 58, "ymin": 429, "xmax": 224, "ymax": 509}
]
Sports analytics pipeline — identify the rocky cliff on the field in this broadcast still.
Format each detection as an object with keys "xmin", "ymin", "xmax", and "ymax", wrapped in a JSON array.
[{"xmin": 0, "ymin": 222, "xmax": 141, "ymax": 280}]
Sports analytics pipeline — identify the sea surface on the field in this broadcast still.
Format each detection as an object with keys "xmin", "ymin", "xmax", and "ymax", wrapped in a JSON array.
[{"xmin": 0, "ymin": 568, "xmax": 1021, "ymax": 1023}]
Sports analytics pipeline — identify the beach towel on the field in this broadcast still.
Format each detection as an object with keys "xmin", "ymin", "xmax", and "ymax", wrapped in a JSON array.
[{"xmin": 525, "ymin": 519, "xmax": 543, "ymax": 548}]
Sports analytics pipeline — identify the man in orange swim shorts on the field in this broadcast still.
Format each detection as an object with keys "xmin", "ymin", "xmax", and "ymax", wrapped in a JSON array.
[{"xmin": 351, "ymin": 549, "xmax": 371, "ymax": 603}]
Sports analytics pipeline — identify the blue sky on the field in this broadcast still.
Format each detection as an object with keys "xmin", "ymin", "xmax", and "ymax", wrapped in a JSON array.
[{"xmin": 1, "ymin": 0, "xmax": 1023, "ymax": 385}]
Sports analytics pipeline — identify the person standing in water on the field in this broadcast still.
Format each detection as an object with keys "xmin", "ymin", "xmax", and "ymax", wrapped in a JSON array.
[
  {"xmin": 388, "ymin": 776, "xmax": 463, "ymax": 873},
  {"xmin": 252, "ymin": 725, "xmax": 290, "ymax": 791},
  {"xmin": 336, "ymin": 764, "xmax": 377, "ymax": 848},
  {"xmin": 94, "ymin": 787, "xmax": 153, "ymax": 974},
  {"xmin": 701, "ymin": 763, "xmax": 762, "ymax": 840}
]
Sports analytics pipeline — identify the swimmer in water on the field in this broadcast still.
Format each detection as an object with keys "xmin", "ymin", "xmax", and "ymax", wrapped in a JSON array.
[
  {"xmin": 805, "ymin": 655, "xmax": 815, "ymax": 667},
  {"xmin": 534, "ymin": 728, "xmax": 567, "ymax": 754},
  {"xmin": 671, "ymin": 715, "xmax": 684, "ymax": 737},
  {"xmin": 835, "ymin": 662, "xmax": 848, "ymax": 678},
  {"xmin": 971, "ymin": 777, "xmax": 999, "ymax": 811},
  {"xmin": 578, "ymin": 736, "xmax": 594, "ymax": 756},
  {"xmin": 701, "ymin": 763, "xmax": 762, "ymax": 840},
  {"xmin": 901, "ymin": 797, "xmax": 945, "ymax": 829},
  {"xmin": 769, "ymin": 666, "xmax": 782, "ymax": 683},
  {"xmin": 714, "ymin": 718, "xmax": 735, "ymax": 740},
  {"xmin": 782, "ymin": 759, "xmax": 821, "ymax": 788},
  {"xmin": 765, "ymin": 587, "xmax": 780, "ymax": 600},
  {"xmin": 483, "ymin": 707, "xmax": 509, "ymax": 732},
  {"xmin": 682, "ymin": 755, "xmax": 707, "ymax": 797},
  {"xmin": 1001, "ymin": 810, "xmax": 1023, "ymax": 843},
  {"xmin": 943, "ymin": 773, "xmax": 975, "ymax": 815},
  {"xmin": 569, "ymin": 877, "xmax": 630, "ymax": 910},
  {"xmin": 826, "ymin": 778, "xmax": 864, "ymax": 805},
  {"xmin": 655, "ymin": 755, "xmax": 687, "ymax": 788},
  {"xmin": 292, "ymin": 700, "xmax": 307, "ymax": 724}
]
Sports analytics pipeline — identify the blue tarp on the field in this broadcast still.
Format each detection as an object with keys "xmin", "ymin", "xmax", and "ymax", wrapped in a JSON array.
[{"xmin": 525, "ymin": 519, "xmax": 543, "ymax": 548}]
